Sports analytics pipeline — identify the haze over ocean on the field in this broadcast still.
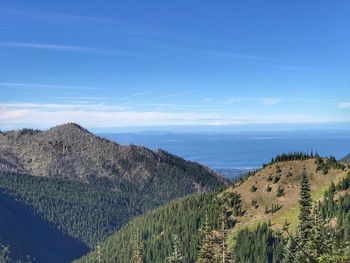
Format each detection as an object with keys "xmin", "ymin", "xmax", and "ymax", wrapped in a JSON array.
[{"xmin": 104, "ymin": 130, "xmax": 350, "ymax": 169}]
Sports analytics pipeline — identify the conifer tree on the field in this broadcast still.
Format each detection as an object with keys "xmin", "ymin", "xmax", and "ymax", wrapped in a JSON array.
[
  {"xmin": 97, "ymin": 244, "xmax": 102, "ymax": 263},
  {"xmin": 131, "ymin": 231, "xmax": 143, "ymax": 263},
  {"xmin": 310, "ymin": 202, "xmax": 325, "ymax": 258},
  {"xmin": 197, "ymin": 215, "xmax": 215, "ymax": 263},
  {"xmin": 283, "ymin": 237, "xmax": 297, "ymax": 263},
  {"xmin": 296, "ymin": 169, "xmax": 314, "ymax": 262},
  {"xmin": 167, "ymin": 234, "xmax": 183, "ymax": 263},
  {"xmin": 216, "ymin": 209, "xmax": 234, "ymax": 263},
  {"xmin": 0, "ymin": 245, "xmax": 10, "ymax": 263}
]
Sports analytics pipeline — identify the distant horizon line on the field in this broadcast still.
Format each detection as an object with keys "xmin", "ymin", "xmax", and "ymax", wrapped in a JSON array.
[{"xmin": 1, "ymin": 121, "xmax": 350, "ymax": 133}]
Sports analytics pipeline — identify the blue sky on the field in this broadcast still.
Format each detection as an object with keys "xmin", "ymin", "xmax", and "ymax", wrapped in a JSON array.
[{"xmin": 0, "ymin": 1, "xmax": 349, "ymax": 131}]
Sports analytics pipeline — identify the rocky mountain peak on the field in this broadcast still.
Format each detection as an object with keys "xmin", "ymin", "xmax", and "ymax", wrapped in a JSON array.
[
  {"xmin": 47, "ymin": 123, "xmax": 91, "ymax": 135},
  {"xmin": 0, "ymin": 123, "xmax": 227, "ymax": 188}
]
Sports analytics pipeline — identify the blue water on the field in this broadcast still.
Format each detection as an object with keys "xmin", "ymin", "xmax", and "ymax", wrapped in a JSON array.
[{"xmin": 102, "ymin": 130, "xmax": 350, "ymax": 169}]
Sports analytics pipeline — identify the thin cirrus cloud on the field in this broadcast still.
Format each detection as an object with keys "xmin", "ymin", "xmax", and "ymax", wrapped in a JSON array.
[
  {"xmin": 2, "ymin": 42, "xmax": 142, "ymax": 57},
  {"xmin": 0, "ymin": 8, "xmax": 138, "ymax": 29},
  {"xmin": 161, "ymin": 92, "xmax": 193, "ymax": 98},
  {"xmin": 0, "ymin": 8, "xmax": 323, "ymax": 73},
  {"xmin": 339, "ymin": 102, "xmax": 350, "ymax": 109},
  {"xmin": 224, "ymin": 98, "xmax": 244, "ymax": 105},
  {"xmin": 0, "ymin": 102, "xmax": 130, "ymax": 111},
  {"xmin": 0, "ymin": 8, "xmax": 314, "ymax": 69},
  {"xmin": 261, "ymin": 98, "xmax": 282, "ymax": 106},
  {"xmin": 140, "ymin": 103, "xmax": 200, "ymax": 108},
  {"xmin": 158, "ymin": 44, "xmax": 319, "ymax": 72},
  {"xmin": 0, "ymin": 82, "xmax": 99, "ymax": 90},
  {"xmin": 224, "ymin": 97, "xmax": 282, "ymax": 106},
  {"xmin": 128, "ymin": 90, "xmax": 157, "ymax": 98},
  {"xmin": 0, "ymin": 8, "xmax": 166, "ymax": 39}
]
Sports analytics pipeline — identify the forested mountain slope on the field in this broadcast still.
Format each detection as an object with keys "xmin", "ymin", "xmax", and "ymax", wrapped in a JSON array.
[
  {"xmin": 0, "ymin": 171, "xmax": 144, "ymax": 248},
  {"xmin": 77, "ymin": 154, "xmax": 350, "ymax": 263},
  {"xmin": 0, "ymin": 124, "xmax": 226, "ymax": 262},
  {"xmin": 0, "ymin": 189, "xmax": 88, "ymax": 262}
]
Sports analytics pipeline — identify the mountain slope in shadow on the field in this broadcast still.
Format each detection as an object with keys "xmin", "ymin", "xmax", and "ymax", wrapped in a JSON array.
[{"xmin": 0, "ymin": 189, "xmax": 89, "ymax": 263}]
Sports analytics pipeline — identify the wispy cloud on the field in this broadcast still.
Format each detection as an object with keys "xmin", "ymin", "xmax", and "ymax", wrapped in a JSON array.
[
  {"xmin": 0, "ymin": 8, "xmax": 118, "ymax": 24},
  {"xmin": 157, "ymin": 43, "xmax": 318, "ymax": 71},
  {"xmin": 196, "ymin": 49, "xmax": 281, "ymax": 63},
  {"xmin": 1, "ymin": 7, "xmax": 323, "ymax": 74},
  {"xmin": 263, "ymin": 63, "xmax": 323, "ymax": 72},
  {"xmin": 0, "ymin": 102, "xmax": 129, "ymax": 111},
  {"xmin": 0, "ymin": 82, "xmax": 99, "ymax": 90},
  {"xmin": 0, "ymin": 8, "xmax": 165, "ymax": 39},
  {"xmin": 339, "ymin": 102, "xmax": 350, "ymax": 109},
  {"xmin": 4, "ymin": 42, "xmax": 105, "ymax": 53},
  {"xmin": 128, "ymin": 90, "xmax": 157, "ymax": 98},
  {"xmin": 201, "ymin": 51, "xmax": 321, "ymax": 72},
  {"xmin": 55, "ymin": 96, "xmax": 108, "ymax": 101},
  {"xmin": 140, "ymin": 103, "xmax": 199, "ymax": 108},
  {"xmin": 224, "ymin": 98, "xmax": 243, "ymax": 104},
  {"xmin": 161, "ymin": 92, "xmax": 193, "ymax": 98},
  {"xmin": 200, "ymin": 98, "xmax": 213, "ymax": 103},
  {"xmin": 3, "ymin": 42, "xmax": 142, "ymax": 56},
  {"xmin": 224, "ymin": 97, "xmax": 282, "ymax": 105},
  {"xmin": 261, "ymin": 98, "xmax": 282, "ymax": 106}
]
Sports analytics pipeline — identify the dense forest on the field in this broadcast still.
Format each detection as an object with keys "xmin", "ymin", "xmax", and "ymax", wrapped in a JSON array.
[
  {"xmin": 0, "ymin": 189, "xmax": 88, "ymax": 262},
  {"xmin": 77, "ymin": 192, "xmax": 221, "ymax": 263},
  {"xmin": 0, "ymin": 164, "xmax": 224, "ymax": 248},
  {"xmin": 0, "ymin": 171, "xmax": 144, "ymax": 247}
]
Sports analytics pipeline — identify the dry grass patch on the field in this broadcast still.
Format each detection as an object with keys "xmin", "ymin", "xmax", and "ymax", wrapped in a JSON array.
[{"xmin": 224, "ymin": 159, "xmax": 349, "ymax": 237}]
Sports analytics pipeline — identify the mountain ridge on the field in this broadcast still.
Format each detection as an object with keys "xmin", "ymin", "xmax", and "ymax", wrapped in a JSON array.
[
  {"xmin": 341, "ymin": 153, "xmax": 350, "ymax": 163},
  {"xmin": 0, "ymin": 123, "xmax": 227, "ymax": 187},
  {"xmin": 0, "ymin": 123, "xmax": 227, "ymax": 261}
]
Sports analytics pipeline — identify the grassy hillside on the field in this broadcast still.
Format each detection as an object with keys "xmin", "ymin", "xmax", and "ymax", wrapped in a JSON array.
[
  {"xmin": 226, "ymin": 158, "xmax": 349, "ymax": 234},
  {"xmin": 76, "ymin": 156, "xmax": 350, "ymax": 263}
]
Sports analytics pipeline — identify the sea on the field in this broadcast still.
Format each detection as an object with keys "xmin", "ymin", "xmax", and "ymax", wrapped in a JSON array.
[{"xmin": 102, "ymin": 130, "xmax": 350, "ymax": 177}]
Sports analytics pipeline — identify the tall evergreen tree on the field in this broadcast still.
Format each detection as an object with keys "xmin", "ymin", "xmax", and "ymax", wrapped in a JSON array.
[
  {"xmin": 167, "ymin": 235, "xmax": 183, "ymax": 263},
  {"xmin": 216, "ymin": 209, "xmax": 234, "ymax": 263},
  {"xmin": 310, "ymin": 202, "xmax": 325, "ymax": 258},
  {"xmin": 296, "ymin": 169, "xmax": 314, "ymax": 262},
  {"xmin": 0, "ymin": 245, "xmax": 10, "ymax": 263},
  {"xmin": 197, "ymin": 215, "xmax": 215, "ymax": 263},
  {"xmin": 131, "ymin": 231, "xmax": 143, "ymax": 263},
  {"xmin": 283, "ymin": 237, "xmax": 297, "ymax": 263}
]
